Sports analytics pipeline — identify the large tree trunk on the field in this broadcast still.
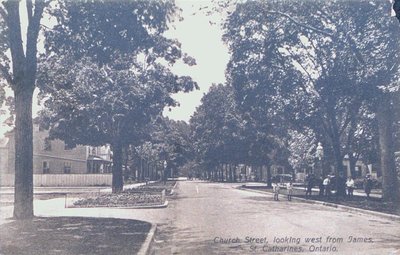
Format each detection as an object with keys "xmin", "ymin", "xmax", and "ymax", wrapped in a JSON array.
[
  {"xmin": 266, "ymin": 165, "xmax": 272, "ymax": 187},
  {"xmin": 220, "ymin": 164, "xmax": 223, "ymax": 181},
  {"xmin": 233, "ymin": 165, "xmax": 237, "ymax": 182},
  {"xmin": 112, "ymin": 141, "xmax": 124, "ymax": 193},
  {"xmin": 4, "ymin": 0, "xmax": 46, "ymax": 219},
  {"xmin": 377, "ymin": 97, "xmax": 400, "ymax": 202},
  {"xmin": 327, "ymin": 107, "xmax": 346, "ymax": 196},
  {"xmin": 13, "ymin": 88, "xmax": 34, "ymax": 219},
  {"xmin": 348, "ymin": 156, "xmax": 357, "ymax": 178},
  {"xmin": 123, "ymin": 146, "xmax": 129, "ymax": 181}
]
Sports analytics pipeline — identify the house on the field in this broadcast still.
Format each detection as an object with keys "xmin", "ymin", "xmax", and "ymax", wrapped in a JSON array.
[
  {"xmin": 245, "ymin": 164, "xmax": 289, "ymax": 182},
  {"xmin": 0, "ymin": 125, "xmax": 112, "ymax": 186},
  {"xmin": 342, "ymin": 156, "xmax": 376, "ymax": 179},
  {"xmin": 0, "ymin": 137, "xmax": 9, "ymax": 175},
  {"xmin": 293, "ymin": 156, "xmax": 376, "ymax": 182}
]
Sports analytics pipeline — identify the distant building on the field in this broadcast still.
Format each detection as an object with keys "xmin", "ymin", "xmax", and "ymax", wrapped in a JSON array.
[
  {"xmin": 293, "ymin": 156, "xmax": 377, "ymax": 182},
  {"xmin": 342, "ymin": 156, "xmax": 376, "ymax": 179},
  {"xmin": 0, "ymin": 137, "xmax": 9, "ymax": 175},
  {"xmin": 246, "ymin": 164, "xmax": 289, "ymax": 182},
  {"xmin": 0, "ymin": 125, "xmax": 112, "ymax": 175}
]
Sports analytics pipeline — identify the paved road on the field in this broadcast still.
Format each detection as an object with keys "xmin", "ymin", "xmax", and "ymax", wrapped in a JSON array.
[
  {"xmin": 152, "ymin": 181, "xmax": 400, "ymax": 255},
  {"xmin": 1, "ymin": 181, "xmax": 399, "ymax": 255}
]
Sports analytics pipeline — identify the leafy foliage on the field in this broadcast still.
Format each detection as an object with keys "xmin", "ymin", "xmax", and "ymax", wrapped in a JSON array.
[
  {"xmin": 223, "ymin": 0, "xmax": 400, "ymax": 175},
  {"xmin": 38, "ymin": 0, "xmax": 198, "ymax": 192}
]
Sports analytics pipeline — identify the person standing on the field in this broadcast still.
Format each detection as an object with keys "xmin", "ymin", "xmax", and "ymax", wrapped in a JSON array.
[
  {"xmin": 364, "ymin": 174, "xmax": 373, "ymax": 199},
  {"xmin": 305, "ymin": 176, "xmax": 314, "ymax": 198},
  {"xmin": 318, "ymin": 178, "xmax": 325, "ymax": 197},
  {"xmin": 323, "ymin": 176, "xmax": 331, "ymax": 197},
  {"xmin": 286, "ymin": 181, "xmax": 294, "ymax": 201},
  {"xmin": 337, "ymin": 174, "xmax": 347, "ymax": 198},
  {"xmin": 346, "ymin": 177, "xmax": 355, "ymax": 198},
  {"xmin": 272, "ymin": 181, "xmax": 280, "ymax": 201}
]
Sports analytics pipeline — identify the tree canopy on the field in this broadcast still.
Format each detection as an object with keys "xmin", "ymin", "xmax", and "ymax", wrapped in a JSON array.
[
  {"xmin": 38, "ymin": 0, "xmax": 198, "ymax": 192},
  {"xmin": 218, "ymin": 0, "xmax": 400, "ymax": 199}
]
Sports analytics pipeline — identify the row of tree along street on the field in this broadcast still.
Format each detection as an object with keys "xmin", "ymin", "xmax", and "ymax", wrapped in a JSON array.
[
  {"xmin": 189, "ymin": 0, "xmax": 400, "ymax": 203},
  {"xmin": 1, "ymin": 0, "xmax": 400, "ymax": 219}
]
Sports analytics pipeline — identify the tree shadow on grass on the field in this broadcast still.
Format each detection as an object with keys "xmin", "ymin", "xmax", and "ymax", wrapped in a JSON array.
[{"xmin": 0, "ymin": 217, "xmax": 151, "ymax": 255}]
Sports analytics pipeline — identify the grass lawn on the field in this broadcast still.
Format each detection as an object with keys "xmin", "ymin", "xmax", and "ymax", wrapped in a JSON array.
[
  {"xmin": 293, "ymin": 193, "xmax": 400, "ymax": 216},
  {"xmin": 0, "ymin": 217, "xmax": 151, "ymax": 255}
]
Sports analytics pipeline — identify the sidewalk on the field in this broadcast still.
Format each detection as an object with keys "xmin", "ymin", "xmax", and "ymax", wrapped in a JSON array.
[
  {"xmin": 0, "ymin": 181, "xmax": 156, "ymax": 225},
  {"xmin": 0, "ymin": 182, "xmax": 164, "ymax": 255},
  {"xmin": 240, "ymin": 184, "xmax": 400, "ymax": 221},
  {"xmin": 244, "ymin": 182, "xmax": 382, "ymax": 198}
]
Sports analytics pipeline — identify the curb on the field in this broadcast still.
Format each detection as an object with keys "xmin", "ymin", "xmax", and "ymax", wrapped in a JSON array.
[
  {"xmin": 297, "ymin": 197, "xmax": 400, "ymax": 221},
  {"xmin": 66, "ymin": 200, "xmax": 169, "ymax": 210},
  {"xmin": 238, "ymin": 186, "xmax": 400, "ymax": 222},
  {"xmin": 137, "ymin": 223, "xmax": 157, "ymax": 255},
  {"xmin": 170, "ymin": 181, "xmax": 178, "ymax": 195}
]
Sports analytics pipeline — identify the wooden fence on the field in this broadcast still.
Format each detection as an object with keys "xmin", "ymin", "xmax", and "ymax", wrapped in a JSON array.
[{"xmin": 0, "ymin": 174, "xmax": 112, "ymax": 187}]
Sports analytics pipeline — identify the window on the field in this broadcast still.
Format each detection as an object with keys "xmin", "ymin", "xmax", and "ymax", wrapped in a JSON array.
[
  {"xmin": 43, "ymin": 161, "xmax": 50, "ymax": 174},
  {"xmin": 43, "ymin": 138, "xmax": 52, "ymax": 151},
  {"xmin": 64, "ymin": 162, "xmax": 72, "ymax": 174}
]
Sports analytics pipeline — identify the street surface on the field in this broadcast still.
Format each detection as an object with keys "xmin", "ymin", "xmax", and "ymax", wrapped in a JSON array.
[
  {"xmin": 1, "ymin": 181, "xmax": 400, "ymax": 255},
  {"xmin": 152, "ymin": 181, "xmax": 400, "ymax": 255}
]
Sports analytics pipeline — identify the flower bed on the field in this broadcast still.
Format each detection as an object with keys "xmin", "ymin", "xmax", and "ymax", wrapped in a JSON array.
[
  {"xmin": 70, "ymin": 181, "xmax": 175, "ymax": 208},
  {"xmin": 72, "ymin": 191, "xmax": 164, "ymax": 208}
]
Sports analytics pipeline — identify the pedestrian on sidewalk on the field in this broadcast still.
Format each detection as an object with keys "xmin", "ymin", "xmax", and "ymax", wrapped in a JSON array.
[
  {"xmin": 272, "ymin": 181, "xmax": 280, "ymax": 201},
  {"xmin": 305, "ymin": 176, "xmax": 314, "ymax": 198},
  {"xmin": 286, "ymin": 181, "xmax": 293, "ymax": 201},
  {"xmin": 337, "ymin": 174, "xmax": 347, "ymax": 198},
  {"xmin": 364, "ymin": 174, "xmax": 373, "ymax": 199},
  {"xmin": 323, "ymin": 176, "xmax": 331, "ymax": 197},
  {"xmin": 346, "ymin": 177, "xmax": 355, "ymax": 198},
  {"xmin": 318, "ymin": 178, "xmax": 325, "ymax": 197}
]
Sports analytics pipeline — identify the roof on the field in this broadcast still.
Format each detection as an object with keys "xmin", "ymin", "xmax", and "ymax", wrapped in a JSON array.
[{"xmin": 87, "ymin": 155, "xmax": 112, "ymax": 163}]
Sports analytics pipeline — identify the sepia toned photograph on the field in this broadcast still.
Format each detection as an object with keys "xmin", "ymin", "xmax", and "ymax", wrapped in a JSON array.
[{"xmin": 0, "ymin": 0, "xmax": 400, "ymax": 254}]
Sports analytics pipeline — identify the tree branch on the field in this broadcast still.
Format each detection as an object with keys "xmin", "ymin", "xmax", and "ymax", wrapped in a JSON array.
[
  {"xmin": 26, "ymin": 0, "xmax": 33, "ymax": 22},
  {"xmin": 267, "ymin": 11, "xmax": 334, "ymax": 38},
  {"xmin": 3, "ymin": 0, "xmax": 25, "ymax": 88},
  {"xmin": 286, "ymin": 47, "xmax": 315, "ymax": 85},
  {"xmin": 338, "ymin": 110, "xmax": 352, "ymax": 136},
  {"xmin": 0, "ymin": 6, "xmax": 7, "ymax": 21},
  {"xmin": 25, "ymin": 0, "xmax": 49, "ymax": 85}
]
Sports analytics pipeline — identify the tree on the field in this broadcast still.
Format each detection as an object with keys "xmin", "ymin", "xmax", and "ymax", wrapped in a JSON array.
[
  {"xmin": 287, "ymin": 129, "xmax": 316, "ymax": 176},
  {"xmin": 191, "ymin": 84, "xmax": 254, "ymax": 181},
  {"xmin": 38, "ymin": 0, "xmax": 197, "ymax": 193},
  {"xmin": 160, "ymin": 119, "xmax": 194, "ymax": 177},
  {"xmin": 39, "ymin": 54, "xmax": 196, "ymax": 192},
  {"xmin": 223, "ymin": 0, "xmax": 400, "ymax": 201},
  {"xmin": 0, "ymin": 0, "xmax": 49, "ymax": 219},
  {"xmin": 144, "ymin": 117, "xmax": 195, "ymax": 178}
]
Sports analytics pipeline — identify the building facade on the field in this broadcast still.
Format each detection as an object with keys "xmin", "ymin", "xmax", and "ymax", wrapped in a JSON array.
[{"xmin": 0, "ymin": 125, "xmax": 112, "ymax": 176}]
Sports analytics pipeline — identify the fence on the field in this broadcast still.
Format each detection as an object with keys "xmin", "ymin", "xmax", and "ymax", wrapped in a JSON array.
[{"xmin": 0, "ymin": 174, "xmax": 112, "ymax": 187}]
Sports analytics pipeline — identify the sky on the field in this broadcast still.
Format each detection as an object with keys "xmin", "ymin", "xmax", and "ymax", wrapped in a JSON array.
[
  {"xmin": 0, "ymin": 0, "xmax": 230, "ymax": 138},
  {"xmin": 163, "ymin": 0, "xmax": 230, "ymax": 122}
]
